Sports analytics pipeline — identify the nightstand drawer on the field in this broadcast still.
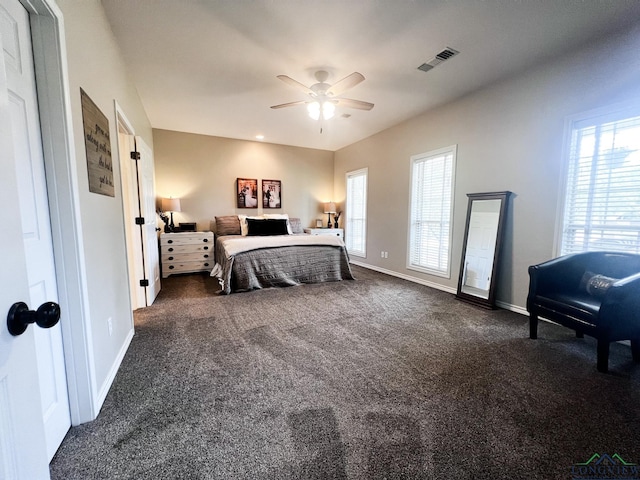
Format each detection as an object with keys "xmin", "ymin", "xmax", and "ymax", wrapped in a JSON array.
[
  {"xmin": 163, "ymin": 260, "xmax": 213, "ymax": 275},
  {"xmin": 160, "ymin": 232, "xmax": 213, "ymax": 246},
  {"xmin": 161, "ymin": 244, "xmax": 212, "ymax": 255},
  {"xmin": 162, "ymin": 251, "xmax": 212, "ymax": 262},
  {"xmin": 304, "ymin": 228, "xmax": 343, "ymax": 238}
]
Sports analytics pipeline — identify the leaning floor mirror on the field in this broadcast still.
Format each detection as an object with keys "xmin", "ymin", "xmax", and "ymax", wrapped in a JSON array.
[{"xmin": 456, "ymin": 191, "xmax": 512, "ymax": 309}]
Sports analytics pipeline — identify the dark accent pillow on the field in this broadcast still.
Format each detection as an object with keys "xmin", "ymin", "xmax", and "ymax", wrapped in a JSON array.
[
  {"xmin": 215, "ymin": 216, "xmax": 241, "ymax": 236},
  {"xmin": 580, "ymin": 271, "xmax": 618, "ymax": 298},
  {"xmin": 246, "ymin": 218, "xmax": 289, "ymax": 236},
  {"xmin": 289, "ymin": 217, "xmax": 303, "ymax": 234}
]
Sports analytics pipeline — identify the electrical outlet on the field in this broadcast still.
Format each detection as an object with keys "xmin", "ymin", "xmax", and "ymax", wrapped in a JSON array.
[
  {"xmin": 384, "ymin": 252, "xmax": 389, "ymax": 258},
  {"xmin": 107, "ymin": 317, "xmax": 113, "ymax": 336},
  {"xmin": 381, "ymin": 251, "xmax": 385, "ymax": 258}
]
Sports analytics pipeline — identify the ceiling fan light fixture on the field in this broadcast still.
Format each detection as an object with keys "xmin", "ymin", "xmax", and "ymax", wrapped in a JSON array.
[
  {"xmin": 307, "ymin": 101, "xmax": 320, "ymax": 120},
  {"xmin": 274, "ymin": 71, "xmax": 373, "ymax": 124},
  {"xmin": 322, "ymin": 101, "xmax": 335, "ymax": 120}
]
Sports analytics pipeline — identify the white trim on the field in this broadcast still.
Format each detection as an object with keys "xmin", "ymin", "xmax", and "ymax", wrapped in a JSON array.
[
  {"xmin": 350, "ymin": 260, "xmax": 457, "ymax": 294},
  {"xmin": 553, "ymin": 99, "xmax": 640, "ymax": 257},
  {"xmin": 26, "ymin": 0, "xmax": 98, "ymax": 424},
  {"xmin": 345, "ymin": 167, "xmax": 368, "ymax": 258},
  {"xmin": 115, "ymin": 102, "xmax": 143, "ymax": 310},
  {"xmin": 0, "ymin": 376, "xmax": 17, "ymax": 480},
  {"xmin": 406, "ymin": 145, "xmax": 457, "ymax": 278},
  {"xmin": 97, "ymin": 327, "xmax": 133, "ymax": 407},
  {"xmin": 495, "ymin": 300, "xmax": 528, "ymax": 316}
]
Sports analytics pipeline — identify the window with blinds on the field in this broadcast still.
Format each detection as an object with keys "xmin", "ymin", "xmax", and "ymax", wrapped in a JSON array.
[
  {"xmin": 407, "ymin": 146, "xmax": 456, "ymax": 277},
  {"xmin": 345, "ymin": 168, "xmax": 368, "ymax": 257},
  {"xmin": 560, "ymin": 106, "xmax": 640, "ymax": 255}
]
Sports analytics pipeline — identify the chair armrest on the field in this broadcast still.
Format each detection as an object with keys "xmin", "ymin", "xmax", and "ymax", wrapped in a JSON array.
[
  {"xmin": 599, "ymin": 272, "xmax": 640, "ymax": 331},
  {"xmin": 602, "ymin": 272, "xmax": 640, "ymax": 305}
]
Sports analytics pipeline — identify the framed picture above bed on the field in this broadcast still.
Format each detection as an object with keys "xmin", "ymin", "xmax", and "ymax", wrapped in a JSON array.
[
  {"xmin": 262, "ymin": 179, "xmax": 282, "ymax": 209},
  {"xmin": 237, "ymin": 178, "xmax": 258, "ymax": 208}
]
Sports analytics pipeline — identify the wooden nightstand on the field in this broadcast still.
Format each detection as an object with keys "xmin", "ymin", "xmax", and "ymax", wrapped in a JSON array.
[
  {"xmin": 160, "ymin": 232, "xmax": 214, "ymax": 278},
  {"xmin": 304, "ymin": 228, "xmax": 344, "ymax": 239}
]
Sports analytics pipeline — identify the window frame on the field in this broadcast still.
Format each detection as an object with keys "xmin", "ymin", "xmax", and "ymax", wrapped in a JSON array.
[
  {"xmin": 406, "ymin": 145, "xmax": 457, "ymax": 278},
  {"xmin": 555, "ymin": 102, "xmax": 640, "ymax": 257},
  {"xmin": 345, "ymin": 167, "xmax": 368, "ymax": 258}
]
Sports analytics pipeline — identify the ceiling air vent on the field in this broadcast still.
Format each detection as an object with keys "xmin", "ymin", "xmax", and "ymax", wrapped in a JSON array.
[{"xmin": 418, "ymin": 47, "xmax": 459, "ymax": 72}]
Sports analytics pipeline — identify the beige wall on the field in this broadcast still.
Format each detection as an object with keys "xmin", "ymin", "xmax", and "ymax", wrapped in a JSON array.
[
  {"xmin": 58, "ymin": 0, "xmax": 153, "ymax": 396},
  {"xmin": 334, "ymin": 24, "xmax": 640, "ymax": 310},
  {"xmin": 153, "ymin": 129, "xmax": 335, "ymax": 231}
]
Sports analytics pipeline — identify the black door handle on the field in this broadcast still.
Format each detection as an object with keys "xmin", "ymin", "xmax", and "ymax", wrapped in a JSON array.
[{"xmin": 7, "ymin": 301, "xmax": 61, "ymax": 336}]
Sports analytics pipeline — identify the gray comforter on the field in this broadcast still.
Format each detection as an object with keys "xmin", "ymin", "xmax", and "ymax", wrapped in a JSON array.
[{"xmin": 212, "ymin": 234, "xmax": 354, "ymax": 294}]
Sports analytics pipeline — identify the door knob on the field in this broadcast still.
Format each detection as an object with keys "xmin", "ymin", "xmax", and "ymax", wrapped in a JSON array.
[{"xmin": 7, "ymin": 301, "xmax": 61, "ymax": 336}]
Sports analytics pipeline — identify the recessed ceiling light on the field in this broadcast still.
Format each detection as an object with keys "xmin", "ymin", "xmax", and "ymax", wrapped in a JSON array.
[{"xmin": 255, "ymin": 135, "xmax": 265, "ymax": 141}]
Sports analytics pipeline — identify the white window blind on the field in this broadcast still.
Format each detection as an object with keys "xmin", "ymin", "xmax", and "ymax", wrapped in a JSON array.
[
  {"xmin": 408, "ymin": 146, "xmax": 456, "ymax": 277},
  {"xmin": 560, "ymin": 107, "xmax": 640, "ymax": 255},
  {"xmin": 346, "ymin": 168, "xmax": 367, "ymax": 257}
]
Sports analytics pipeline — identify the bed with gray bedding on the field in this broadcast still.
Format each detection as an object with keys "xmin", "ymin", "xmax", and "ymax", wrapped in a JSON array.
[{"xmin": 211, "ymin": 233, "xmax": 355, "ymax": 294}]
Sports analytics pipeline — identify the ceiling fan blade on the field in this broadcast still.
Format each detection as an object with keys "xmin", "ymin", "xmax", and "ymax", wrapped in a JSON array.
[
  {"xmin": 335, "ymin": 98, "xmax": 374, "ymax": 111},
  {"xmin": 326, "ymin": 72, "xmax": 365, "ymax": 96},
  {"xmin": 270, "ymin": 100, "xmax": 307, "ymax": 109},
  {"xmin": 276, "ymin": 75, "xmax": 314, "ymax": 96}
]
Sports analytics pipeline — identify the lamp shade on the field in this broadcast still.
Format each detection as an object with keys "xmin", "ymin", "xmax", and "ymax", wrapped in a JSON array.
[
  {"xmin": 323, "ymin": 202, "xmax": 336, "ymax": 214},
  {"xmin": 161, "ymin": 197, "xmax": 181, "ymax": 212}
]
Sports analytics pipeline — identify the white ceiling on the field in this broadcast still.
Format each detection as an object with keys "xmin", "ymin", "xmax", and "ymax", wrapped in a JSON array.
[{"xmin": 101, "ymin": 0, "xmax": 640, "ymax": 152}]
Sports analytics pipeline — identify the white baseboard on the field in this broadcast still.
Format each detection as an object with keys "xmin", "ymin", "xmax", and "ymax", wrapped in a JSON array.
[
  {"xmin": 350, "ymin": 261, "xmax": 457, "ymax": 294},
  {"xmin": 95, "ymin": 326, "xmax": 134, "ymax": 412},
  {"xmin": 350, "ymin": 261, "xmax": 529, "ymax": 315},
  {"xmin": 495, "ymin": 301, "xmax": 528, "ymax": 316}
]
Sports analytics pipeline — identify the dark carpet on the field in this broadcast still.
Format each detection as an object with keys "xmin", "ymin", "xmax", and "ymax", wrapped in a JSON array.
[{"xmin": 50, "ymin": 266, "xmax": 640, "ymax": 479}]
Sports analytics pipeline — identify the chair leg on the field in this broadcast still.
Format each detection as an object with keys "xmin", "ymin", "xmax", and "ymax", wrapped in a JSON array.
[
  {"xmin": 529, "ymin": 313, "xmax": 538, "ymax": 339},
  {"xmin": 597, "ymin": 339, "xmax": 610, "ymax": 373},
  {"xmin": 576, "ymin": 331, "xmax": 584, "ymax": 338},
  {"xmin": 631, "ymin": 339, "xmax": 640, "ymax": 363}
]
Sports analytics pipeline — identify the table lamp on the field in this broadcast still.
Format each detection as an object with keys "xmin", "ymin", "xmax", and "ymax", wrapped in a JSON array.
[
  {"xmin": 161, "ymin": 197, "xmax": 181, "ymax": 232},
  {"xmin": 323, "ymin": 201, "xmax": 336, "ymax": 228}
]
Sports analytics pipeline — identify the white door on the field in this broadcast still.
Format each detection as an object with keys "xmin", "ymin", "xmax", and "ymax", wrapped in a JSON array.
[
  {"xmin": 136, "ymin": 136, "xmax": 160, "ymax": 305},
  {"xmin": 118, "ymin": 129, "xmax": 160, "ymax": 308},
  {"xmin": 1, "ymin": 0, "xmax": 69, "ymax": 475},
  {"xmin": 118, "ymin": 130, "xmax": 146, "ymax": 308}
]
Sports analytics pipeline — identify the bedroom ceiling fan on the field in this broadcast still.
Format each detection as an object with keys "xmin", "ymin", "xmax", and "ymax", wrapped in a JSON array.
[{"xmin": 270, "ymin": 70, "xmax": 374, "ymax": 122}]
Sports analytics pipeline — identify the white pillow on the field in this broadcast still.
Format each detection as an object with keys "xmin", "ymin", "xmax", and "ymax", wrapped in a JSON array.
[
  {"xmin": 238, "ymin": 215, "xmax": 262, "ymax": 236},
  {"xmin": 262, "ymin": 213, "xmax": 293, "ymax": 234}
]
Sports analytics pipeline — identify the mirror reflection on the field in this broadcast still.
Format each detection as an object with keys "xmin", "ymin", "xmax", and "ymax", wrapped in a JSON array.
[{"xmin": 460, "ymin": 199, "xmax": 502, "ymax": 299}]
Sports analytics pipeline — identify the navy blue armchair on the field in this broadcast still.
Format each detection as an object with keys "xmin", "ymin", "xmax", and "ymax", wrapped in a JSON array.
[{"xmin": 527, "ymin": 252, "xmax": 640, "ymax": 372}]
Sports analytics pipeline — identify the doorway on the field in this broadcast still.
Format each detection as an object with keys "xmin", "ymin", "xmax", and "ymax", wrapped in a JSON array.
[{"xmin": 116, "ymin": 106, "xmax": 160, "ymax": 309}]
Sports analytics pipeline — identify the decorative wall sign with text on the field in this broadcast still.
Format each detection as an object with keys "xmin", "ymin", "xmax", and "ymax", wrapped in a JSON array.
[{"xmin": 80, "ymin": 88, "xmax": 114, "ymax": 197}]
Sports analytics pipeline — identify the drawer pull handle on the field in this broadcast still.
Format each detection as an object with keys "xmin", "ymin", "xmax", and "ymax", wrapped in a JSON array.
[
  {"xmin": 168, "ymin": 256, "xmax": 174, "ymax": 260},
  {"xmin": 204, "ymin": 246, "xmax": 209, "ymax": 250},
  {"xmin": 168, "ymin": 239, "xmax": 173, "ymax": 244},
  {"xmin": 204, "ymin": 263, "xmax": 209, "ymax": 267},
  {"xmin": 168, "ymin": 247, "xmax": 174, "ymax": 252},
  {"xmin": 204, "ymin": 254, "xmax": 209, "ymax": 258},
  {"xmin": 203, "ymin": 238, "xmax": 209, "ymax": 243},
  {"xmin": 169, "ymin": 266, "xmax": 175, "ymax": 270}
]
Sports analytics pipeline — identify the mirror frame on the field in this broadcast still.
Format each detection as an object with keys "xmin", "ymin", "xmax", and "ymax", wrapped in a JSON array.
[{"xmin": 456, "ymin": 191, "xmax": 512, "ymax": 309}]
